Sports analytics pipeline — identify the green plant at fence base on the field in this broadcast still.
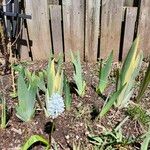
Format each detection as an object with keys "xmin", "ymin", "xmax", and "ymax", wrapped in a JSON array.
[
  {"xmin": 47, "ymin": 58, "xmax": 63, "ymax": 98},
  {"xmin": 16, "ymin": 72, "xmax": 37, "ymax": 122},
  {"xmin": 0, "ymin": 95, "xmax": 7, "ymax": 129},
  {"xmin": 137, "ymin": 61, "xmax": 150, "ymax": 102},
  {"xmin": 98, "ymin": 84, "xmax": 126, "ymax": 119},
  {"xmin": 71, "ymin": 51, "xmax": 86, "ymax": 97},
  {"xmin": 115, "ymin": 37, "xmax": 143, "ymax": 108},
  {"xmin": 127, "ymin": 105, "xmax": 150, "ymax": 126},
  {"xmin": 45, "ymin": 58, "xmax": 64, "ymax": 117},
  {"xmin": 88, "ymin": 117, "xmax": 131, "ymax": 150},
  {"xmin": 96, "ymin": 51, "xmax": 113, "ymax": 94},
  {"xmin": 21, "ymin": 135, "xmax": 50, "ymax": 150},
  {"xmin": 64, "ymin": 75, "xmax": 72, "ymax": 111},
  {"xmin": 141, "ymin": 126, "xmax": 150, "ymax": 150}
]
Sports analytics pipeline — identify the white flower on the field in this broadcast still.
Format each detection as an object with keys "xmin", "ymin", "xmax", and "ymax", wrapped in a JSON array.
[{"xmin": 46, "ymin": 93, "xmax": 65, "ymax": 119}]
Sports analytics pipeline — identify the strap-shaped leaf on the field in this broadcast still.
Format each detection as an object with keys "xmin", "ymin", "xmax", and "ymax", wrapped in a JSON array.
[{"xmin": 21, "ymin": 135, "xmax": 50, "ymax": 150}]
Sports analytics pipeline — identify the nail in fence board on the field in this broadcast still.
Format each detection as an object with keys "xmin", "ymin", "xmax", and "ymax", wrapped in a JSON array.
[
  {"xmin": 24, "ymin": 0, "xmax": 52, "ymax": 60},
  {"xmin": 100, "ymin": 0, "xmax": 124, "ymax": 61},
  {"xmin": 62, "ymin": 0, "xmax": 84, "ymax": 61},
  {"xmin": 138, "ymin": 0, "xmax": 150, "ymax": 55},
  {"xmin": 122, "ymin": 7, "xmax": 137, "ymax": 60},
  {"xmin": 85, "ymin": 0, "xmax": 100, "ymax": 62},
  {"xmin": 49, "ymin": 5, "xmax": 63, "ymax": 59}
]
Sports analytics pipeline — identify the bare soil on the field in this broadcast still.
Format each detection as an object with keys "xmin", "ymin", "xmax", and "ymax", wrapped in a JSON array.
[{"xmin": 0, "ymin": 59, "xmax": 149, "ymax": 150}]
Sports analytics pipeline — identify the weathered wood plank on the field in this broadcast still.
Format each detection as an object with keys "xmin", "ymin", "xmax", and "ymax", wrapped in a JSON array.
[
  {"xmin": 20, "ymin": 23, "xmax": 31, "ymax": 61},
  {"xmin": 138, "ymin": 0, "xmax": 150, "ymax": 55},
  {"xmin": 62, "ymin": 0, "xmax": 84, "ymax": 61},
  {"xmin": 122, "ymin": 7, "xmax": 137, "ymax": 60},
  {"xmin": 49, "ymin": 5, "xmax": 63, "ymax": 58},
  {"xmin": 48, "ymin": 0, "xmax": 59, "ymax": 5},
  {"xmin": 85, "ymin": 0, "xmax": 100, "ymax": 62},
  {"xmin": 100, "ymin": 0, "xmax": 124, "ymax": 61},
  {"xmin": 123, "ymin": 0, "xmax": 134, "ymax": 6},
  {"xmin": 25, "ymin": 0, "xmax": 52, "ymax": 60}
]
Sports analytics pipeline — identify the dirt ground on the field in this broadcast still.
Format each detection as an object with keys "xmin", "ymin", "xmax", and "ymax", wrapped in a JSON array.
[{"xmin": 0, "ymin": 59, "xmax": 149, "ymax": 150}]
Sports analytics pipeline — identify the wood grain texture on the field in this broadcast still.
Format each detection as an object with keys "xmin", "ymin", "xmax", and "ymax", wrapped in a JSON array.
[
  {"xmin": 50, "ymin": 5, "xmax": 63, "ymax": 58},
  {"xmin": 138, "ymin": 0, "xmax": 150, "ymax": 55},
  {"xmin": 100, "ymin": 0, "xmax": 124, "ymax": 61},
  {"xmin": 85, "ymin": 0, "xmax": 100, "ymax": 62},
  {"xmin": 122, "ymin": 7, "xmax": 137, "ymax": 60},
  {"xmin": 25, "ymin": 0, "xmax": 52, "ymax": 60},
  {"xmin": 20, "ymin": 23, "xmax": 31, "ymax": 61},
  {"xmin": 123, "ymin": 0, "xmax": 134, "ymax": 6},
  {"xmin": 62, "ymin": 0, "xmax": 84, "ymax": 61}
]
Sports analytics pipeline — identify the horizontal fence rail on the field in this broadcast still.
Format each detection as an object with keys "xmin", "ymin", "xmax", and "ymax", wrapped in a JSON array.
[{"xmin": 18, "ymin": 0, "xmax": 150, "ymax": 61}]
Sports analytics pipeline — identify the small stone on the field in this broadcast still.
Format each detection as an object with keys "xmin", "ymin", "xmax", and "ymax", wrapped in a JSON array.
[
  {"xmin": 76, "ymin": 135, "xmax": 79, "ymax": 140},
  {"xmin": 65, "ymin": 135, "xmax": 69, "ymax": 139},
  {"xmin": 11, "ymin": 127, "xmax": 22, "ymax": 135}
]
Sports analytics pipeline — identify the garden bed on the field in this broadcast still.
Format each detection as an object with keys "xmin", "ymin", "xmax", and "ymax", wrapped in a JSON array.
[{"xmin": 0, "ymin": 57, "xmax": 150, "ymax": 150}]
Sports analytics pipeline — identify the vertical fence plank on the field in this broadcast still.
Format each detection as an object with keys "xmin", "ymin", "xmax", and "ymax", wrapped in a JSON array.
[
  {"xmin": 122, "ymin": 7, "xmax": 137, "ymax": 60},
  {"xmin": 50, "ymin": 5, "xmax": 63, "ymax": 58},
  {"xmin": 62, "ymin": 0, "xmax": 84, "ymax": 61},
  {"xmin": 138, "ymin": 0, "xmax": 150, "ymax": 55},
  {"xmin": 100, "ymin": 0, "xmax": 124, "ymax": 61},
  {"xmin": 85, "ymin": 0, "xmax": 100, "ymax": 62},
  {"xmin": 25, "ymin": 0, "xmax": 52, "ymax": 60},
  {"xmin": 123, "ymin": 0, "xmax": 134, "ymax": 6},
  {"xmin": 20, "ymin": 24, "xmax": 31, "ymax": 61}
]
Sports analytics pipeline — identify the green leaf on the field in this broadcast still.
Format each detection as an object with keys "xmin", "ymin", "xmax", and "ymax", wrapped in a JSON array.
[
  {"xmin": 137, "ymin": 62, "xmax": 150, "ymax": 102},
  {"xmin": 21, "ymin": 135, "xmax": 50, "ymax": 150},
  {"xmin": 64, "ymin": 75, "xmax": 72, "ymax": 111},
  {"xmin": 99, "ymin": 84, "xmax": 126, "ymax": 118},
  {"xmin": 116, "ymin": 37, "xmax": 143, "ymax": 107},
  {"xmin": 71, "ymin": 51, "xmax": 86, "ymax": 97},
  {"xmin": 97, "ymin": 51, "xmax": 113, "ymax": 93},
  {"xmin": 141, "ymin": 130, "xmax": 150, "ymax": 150},
  {"xmin": 16, "ymin": 73, "xmax": 36, "ymax": 122},
  {"xmin": 1, "ymin": 96, "xmax": 7, "ymax": 129}
]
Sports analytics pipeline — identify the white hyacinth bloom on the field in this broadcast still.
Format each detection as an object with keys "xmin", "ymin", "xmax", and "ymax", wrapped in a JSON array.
[{"xmin": 46, "ymin": 93, "xmax": 65, "ymax": 119}]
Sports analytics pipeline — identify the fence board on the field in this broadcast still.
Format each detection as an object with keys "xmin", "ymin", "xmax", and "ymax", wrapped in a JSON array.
[
  {"xmin": 100, "ymin": 0, "xmax": 124, "ymax": 61},
  {"xmin": 25, "ymin": 0, "xmax": 52, "ymax": 60},
  {"xmin": 49, "ymin": 5, "xmax": 63, "ymax": 58},
  {"xmin": 62, "ymin": 0, "xmax": 84, "ymax": 61},
  {"xmin": 138, "ymin": 0, "xmax": 150, "ymax": 55},
  {"xmin": 122, "ymin": 7, "xmax": 137, "ymax": 60},
  {"xmin": 124, "ymin": 0, "xmax": 134, "ymax": 6},
  {"xmin": 20, "ymin": 23, "xmax": 31, "ymax": 61},
  {"xmin": 85, "ymin": 0, "xmax": 100, "ymax": 62}
]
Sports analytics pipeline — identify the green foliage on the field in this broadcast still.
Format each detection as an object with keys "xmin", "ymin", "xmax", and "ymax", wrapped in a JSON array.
[
  {"xmin": 96, "ymin": 51, "xmax": 113, "ymax": 94},
  {"xmin": 88, "ymin": 117, "xmax": 130, "ymax": 149},
  {"xmin": 16, "ymin": 72, "xmax": 37, "ymax": 122},
  {"xmin": 141, "ymin": 127, "xmax": 150, "ymax": 150},
  {"xmin": 127, "ymin": 105, "xmax": 150, "ymax": 125},
  {"xmin": 21, "ymin": 135, "xmax": 50, "ymax": 150},
  {"xmin": 47, "ymin": 58, "xmax": 63, "ymax": 98},
  {"xmin": 116, "ymin": 37, "xmax": 143, "ymax": 108},
  {"xmin": 64, "ymin": 75, "xmax": 72, "ymax": 111},
  {"xmin": 137, "ymin": 62, "xmax": 150, "ymax": 102},
  {"xmin": 99, "ymin": 84, "xmax": 125, "ymax": 118},
  {"xmin": 0, "ymin": 95, "xmax": 7, "ymax": 129},
  {"xmin": 71, "ymin": 51, "xmax": 86, "ymax": 97}
]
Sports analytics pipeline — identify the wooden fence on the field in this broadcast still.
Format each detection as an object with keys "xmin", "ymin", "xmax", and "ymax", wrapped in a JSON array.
[{"xmin": 20, "ymin": 0, "xmax": 150, "ymax": 62}]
